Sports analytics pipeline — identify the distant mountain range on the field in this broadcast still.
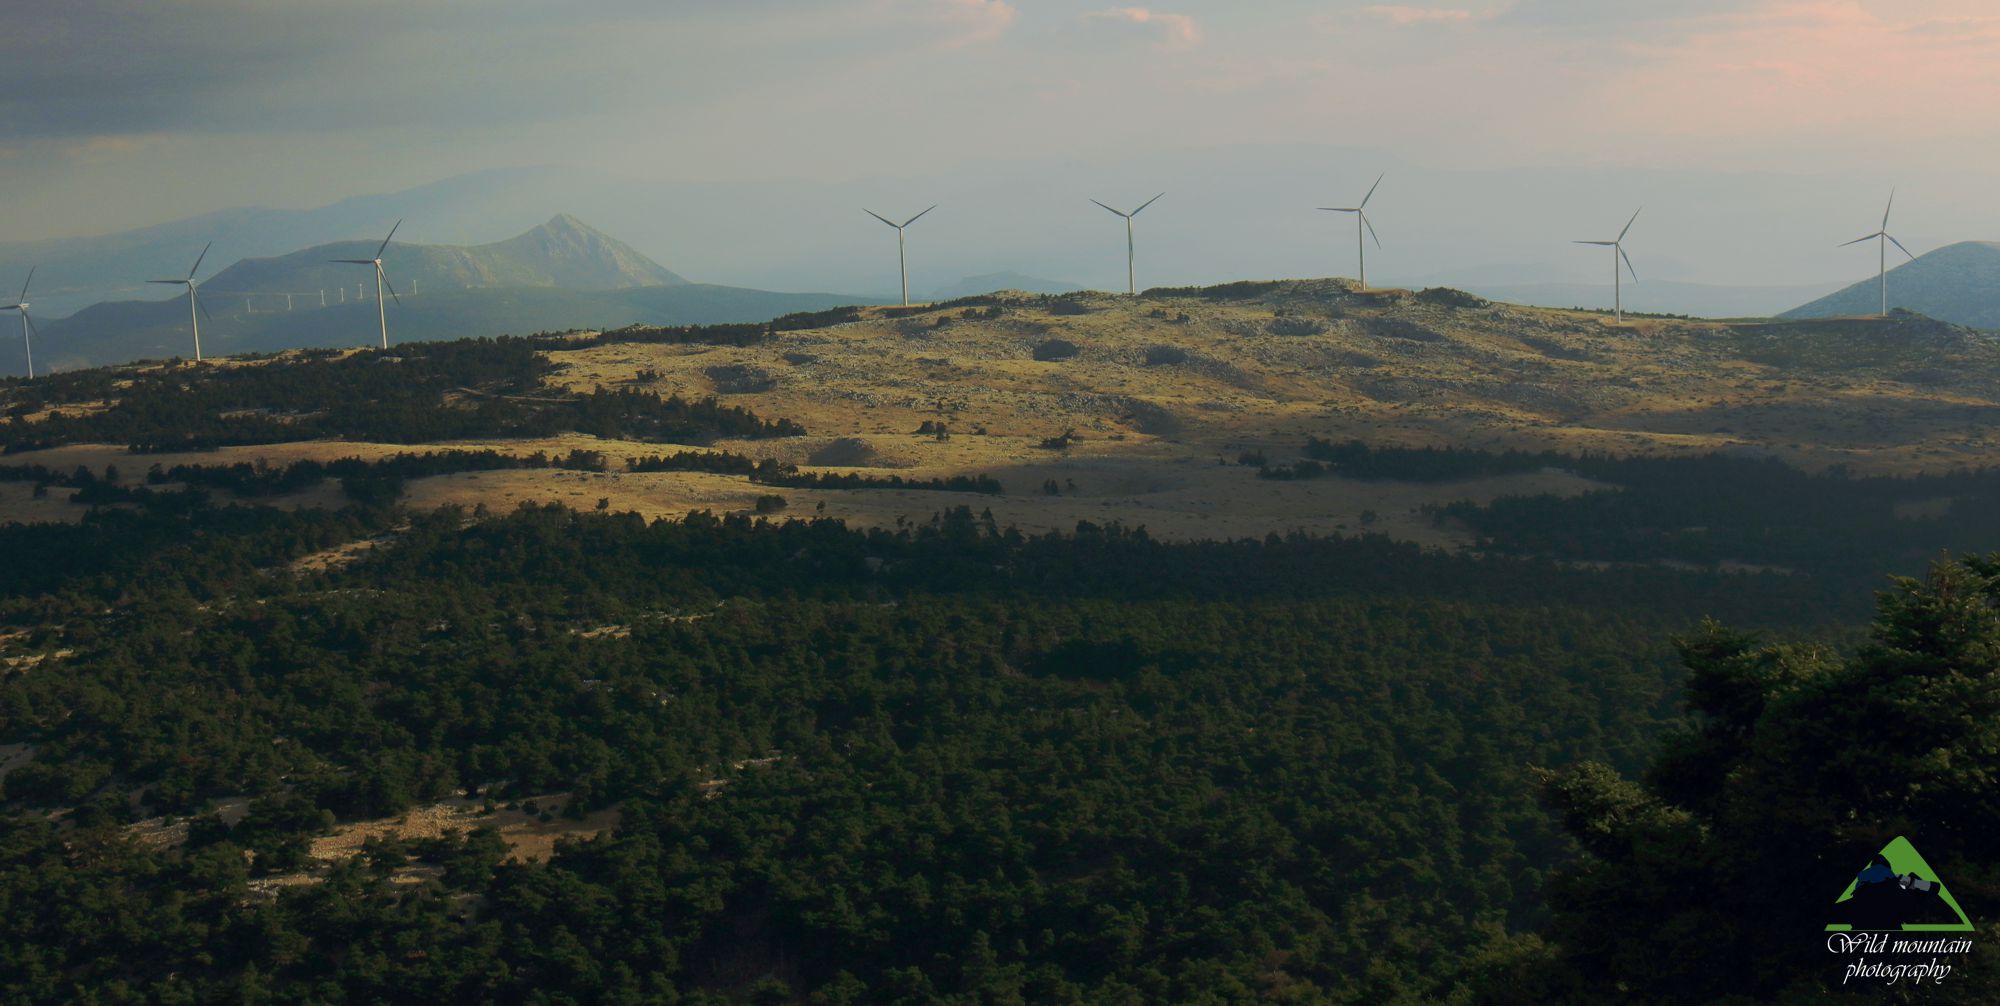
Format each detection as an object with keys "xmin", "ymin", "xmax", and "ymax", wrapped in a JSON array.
[
  {"xmin": 202, "ymin": 214, "xmax": 684, "ymax": 300},
  {"xmin": 16, "ymin": 216, "xmax": 869, "ymax": 375},
  {"xmin": 1782, "ymin": 241, "xmax": 2000, "ymax": 329},
  {"xmin": 0, "ymin": 167, "xmax": 601, "ymax": 319}
]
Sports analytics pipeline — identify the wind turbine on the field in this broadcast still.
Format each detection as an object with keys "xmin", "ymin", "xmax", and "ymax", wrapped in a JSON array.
[
  {"xmin": 863, "ymin": 205, "xmax": 935, "ymax": 307},
  {"xmin": 1091, "ymin": 192, "xmax": 1164, "ymax": 295},
  {"xmin": 1840, "ymin": 191, "xmax": 1915, "ymax": 317},
  {"xmin": 3, "ymin": 269, "xmax": 38, "ymax": 378},
  {"xmin": 148, "ymin": 243, "xmax": 214, "ymax": 362},
  {"xmin": 332, "ymin": 219, "xmax": 402, "ymax": 348},
  {"xmin": 1318, "ymin": 174, "xmax": 1384, "ymax": 290},
  {"xmin": 1574, "ymin": 208, "xmax": 1641, "ymax": 323}
]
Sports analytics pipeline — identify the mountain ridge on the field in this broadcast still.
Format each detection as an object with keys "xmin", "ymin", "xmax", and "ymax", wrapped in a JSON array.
[
  {"xmin": 202, "ymin": 214, "xmax": 685, "ymax": 298},
  {"xmin": 1782, "ymin": 240, "xmax": 2000, "ymax": 329}
]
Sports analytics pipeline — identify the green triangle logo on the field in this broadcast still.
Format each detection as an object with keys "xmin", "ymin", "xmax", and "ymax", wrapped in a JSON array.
[{"xmin": 1826, "ymin": 836, "xmax": 1974, "ymax": 932}]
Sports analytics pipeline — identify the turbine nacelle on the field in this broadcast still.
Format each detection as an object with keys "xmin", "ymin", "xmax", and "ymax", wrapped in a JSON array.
[
  {"xmin": 1572, "ymin": 208, "xmax": 1641, "ymax": 322},
  {"xmin": 332, "ymin": 220, "xmax": 404, "ymax": 347},
  {"xmin": 862, "ymin": 205, "xmax": 936, "ymax": 306},
  {"xmin": 8, "ymin": 267, "xmax": 38, "ymax": 378},
  {"xmin": 1092, "ymin": 193, "xmax": 1164, "ymax": 294},
  {"xmin": 1317, "ymin": 174, "xmax": 1384, "ymax": 288},
  {"xmin": 1841, "ymin": 190, "xmax": 1916, "ymax": 317}
]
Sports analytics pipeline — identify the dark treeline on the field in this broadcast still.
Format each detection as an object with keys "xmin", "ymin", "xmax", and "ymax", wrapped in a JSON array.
[
  {"xmin": 630, "ymin": 450, "xmax": 1004, "ymax": 494},
  {"xmin": 1259, "ymin": 437, "xmax": 1573, "ymax": 482},
  {"xmin": 1, "ymin": 337, "xmax": 803, "ymax": 453},
  {"xmin": 0, "ymin": 449, "xmax": 614, "ymax": 510},
  {"xmin": 1253, "ymin": 438, "xmax": 2000, "ymax": 584},
  {"xmin": 151, "ymin": 448, "xmax": 611, "ymax": 497}
]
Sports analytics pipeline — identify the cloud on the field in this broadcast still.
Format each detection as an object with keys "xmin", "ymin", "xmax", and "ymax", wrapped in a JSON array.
[
  {"xmin": 1589, "ymin": 1, "xmax": 2000, "ymax": 140},
  {"xmin": 1498, "ymin": 0, "xmax": 1759, "ymax": 25},
  {"xmin": 1083, "ymin": 7, "xmax": 1200, "ymax": 49},
  {"xmin": 1352, "ymin": 6, "xmax": 1489, "ymax": 27},
  {"xmin": 922, "ymin": 0, "xmax": 1018, "ymax": 47}
]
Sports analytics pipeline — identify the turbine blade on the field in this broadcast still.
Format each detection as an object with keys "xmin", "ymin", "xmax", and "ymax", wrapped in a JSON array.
[
  {"xmin": 22, "ymin": 313, "xmax": 39, "ymax": 339},
  {"xmin": 1619, "ymin": 245, "xmax": 1638, "ymax": 282},
  {"xmin": 332, "ymin": 259, "xmax": 378, "ymax": 265},
  {"xmin": 189, "ymin": 241, "xmax": 212, "ymax": 280},
  {"xmin": 1362, "ymin": 212, "xmax": 1381, "ymax": 249},
  {"xmin": 1359, "ymin": 173, "xmax": 1384, "ymax": 209},
  {"xmin": 1574, "ymin": 240, "xmax": 1615, "ymax": 246},
  {"xmin": 381, "ymin": 267, "xmax": 402, "ymax": 306},
  {"xmin": 1837, "ymin": 233, "xmax": 1881, "ymax": 248},
  {"xmin": 1619, "ymin": 207, "xmax": 1641, "ymax": 241},
  {"xmin": 1882, "ymin": 189, "xmax": 1895, "ymax": 229},
  {"xmin": 193, "ymin": 287, "xmax": 214, "ymax": 322},
  {"xmin": 901, "ymin": 205, "xmax": 937, "ymax": 228},
  {"xmin": 1131, "ymin": 192, "xmax": 1165, "ymax": 216},
  {"xmin": 375, "ymin": 219, "xmax": 402, "ymax": 259},
  {"xmin": 18, "ymin": 267, "xmax": 32, "ymax": 304},
  {"xmin": 1090, "ymin": 198, "xmax": 1128, "ymax": 217},
  {"xmin": 1885, "ymin": 233, "xmax": 1917, "ymax": 261},
  {"xmin": 863, "ymin": 209, "xmax": 898, "ymax": 227},
  {"xmin": 148, "ymin": 279, "xmax": 187, "ymax": 285},
  {"xmin": 1319, "ymin": 207, "xmax": 1358, "ymax": 213}
]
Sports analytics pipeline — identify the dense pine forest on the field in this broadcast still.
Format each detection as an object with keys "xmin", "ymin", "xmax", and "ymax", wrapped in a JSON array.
[{"xmin": 0, "ymin": 487, "xmax": 1994, "ymax": 1002}]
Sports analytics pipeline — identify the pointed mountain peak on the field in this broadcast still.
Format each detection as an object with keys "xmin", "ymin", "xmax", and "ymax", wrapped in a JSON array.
[{"xmin": 541, "ymin": 213, "xmax": 594, "ymax": 234}]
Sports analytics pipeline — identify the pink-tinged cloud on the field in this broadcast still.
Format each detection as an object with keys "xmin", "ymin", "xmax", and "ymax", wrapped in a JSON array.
[
  {"xmin": 1086, "ymin": 7, "xmax": 1201, "ymax": 49},
  {"xmin": 896, "ymin": 0, "xmax": 1016, "ymax": 47},
  {"xmin": 1596, "ymin": 0, "xmax": 2000, "ymax": 141},
  {"xmin": 930, "ymin": 0, "xmax": 1017, "ymax": 47}
]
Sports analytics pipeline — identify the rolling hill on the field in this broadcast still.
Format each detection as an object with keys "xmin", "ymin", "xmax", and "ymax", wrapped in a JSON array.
[
  {"xmin": 1782, "ymin": 240, "xmax": 2000, "ymax": 329},
  {"xmin": 12, "ymin": 279, "xmax": 1996, "ymax": 540}
]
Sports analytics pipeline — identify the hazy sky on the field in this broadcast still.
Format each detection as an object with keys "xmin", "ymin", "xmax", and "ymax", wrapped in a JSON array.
[{"xmin": 7, "ymin": 1, "xmax": 2000, "ymax": 293}]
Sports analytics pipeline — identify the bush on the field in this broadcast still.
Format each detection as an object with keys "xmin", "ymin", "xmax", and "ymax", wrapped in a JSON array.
[
  {"xmin": 1032, "ymin": 339, "xmax": 1080, "ymax": 362},
  {"xmin": 753, "ymin": 494, "xmax": 788, "ymax": 514}
]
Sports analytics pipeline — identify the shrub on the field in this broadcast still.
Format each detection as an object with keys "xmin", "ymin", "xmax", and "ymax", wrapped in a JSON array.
[{"xmin": 1032, "ymin": 339, "xmax": 1080, "ymax": 362}]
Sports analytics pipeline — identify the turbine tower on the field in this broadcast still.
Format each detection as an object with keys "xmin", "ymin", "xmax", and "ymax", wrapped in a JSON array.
[
  {"xmin": 1574, "ymin": 208, "xmax": 1641, "ymax": 323},
  {"xmin": 3, "ymin": 269, "xmax": 38, "ymax": 378},
  {"xmin": 863, "ymin": 205, "xmax": 935, "ymax": 307},
  {"xmin": 332, "ymin": 220, "xmax": 403, "ymax": 348},
  {"xmin": 147, "ymin": 243, "xmax": 214, "ymax": 362},
  {"xmin": 1840, "ymin": 191, "xmax": 1915, "ymax": 317},
  {"xmin": 1318, "ymin": 174, "xmax": 1384, "ymax": 290},
  {"xmin": 1091, "ymin": 192, "xmax": 1164, "ymax": 295}
]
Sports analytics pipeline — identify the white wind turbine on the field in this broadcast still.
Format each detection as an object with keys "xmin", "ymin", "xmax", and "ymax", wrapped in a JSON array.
[
  {"xmin": 1840, "ymin": 191, "xmax": 1916, "ymax": 317},
  {"xmin": 1318, "ymin": 174, "xmax": 1384, "ymax": 290},
  {"xmin": 863, "ymin": 205, "xmax": 936, "ymax": 307},
  {"xmin": 331, "ymin": 220, "xmax": 403, "ymax": 348},
  {"xmin": 148, "ymin": 242, "xmax": 214, "ymax": 362},
  {"xmin": 1574, "ymin": 208, "xmax": 1641, "ymax": 323},
  {"xmin": 3, "ymin": 269, "xmax": 39, "ymax": 378},
  {"xmin": 1091, "ymin": 192, "xmax": 1164, "ymax": 295}
]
